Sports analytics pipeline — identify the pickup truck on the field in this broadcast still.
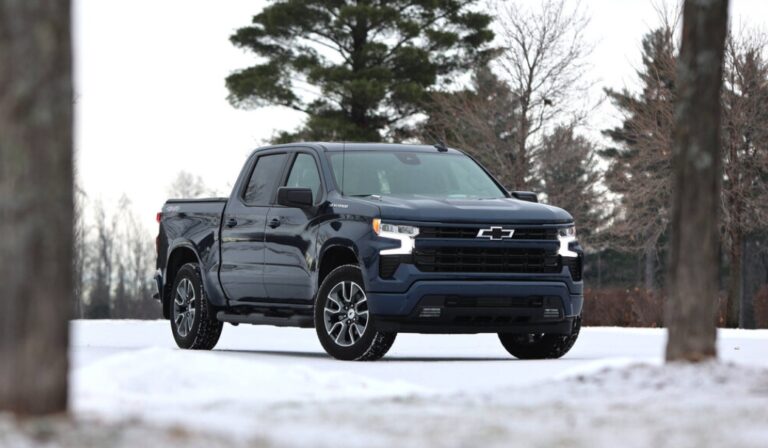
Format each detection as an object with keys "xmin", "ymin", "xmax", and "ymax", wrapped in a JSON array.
[{"xmin": 154, "ymin": 142, "xmax": 583, "ymax": 361}]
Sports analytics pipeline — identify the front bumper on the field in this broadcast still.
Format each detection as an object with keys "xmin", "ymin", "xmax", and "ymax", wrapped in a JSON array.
[{"xmin": 367, "ymin": 279, "xmax": 583, "ymax": 334}]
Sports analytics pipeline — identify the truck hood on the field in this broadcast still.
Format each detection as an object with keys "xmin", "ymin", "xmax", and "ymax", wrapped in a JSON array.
[{"xmin": 364, "ymin": 196, "xmax": 573, "ymax": 224}]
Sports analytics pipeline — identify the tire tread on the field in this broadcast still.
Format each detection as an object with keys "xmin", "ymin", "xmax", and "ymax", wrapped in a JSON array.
[
  {"xmin": 172, "ymin": 263, "xmax": 223, "ymax": 350},
  {"xmin": 315, "ymin": 265, "xmax": 396, "ymax": 361}
]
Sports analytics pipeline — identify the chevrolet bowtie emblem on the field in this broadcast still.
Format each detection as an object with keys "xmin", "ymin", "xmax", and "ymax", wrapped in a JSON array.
[{"xmin": 476, "ymin": 226, "xmax": 514, "ymax": 240}]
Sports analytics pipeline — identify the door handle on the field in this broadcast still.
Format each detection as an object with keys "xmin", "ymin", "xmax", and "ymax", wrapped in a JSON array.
[
  {"xmin": 226, "ymin": 218, "xmax": 238, "ymax": 228},
  {"xmin": 268, "ymin": 218, "xmax": 282, "ymax": 229}
]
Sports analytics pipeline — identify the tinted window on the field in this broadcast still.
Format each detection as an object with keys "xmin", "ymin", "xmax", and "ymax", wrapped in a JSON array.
[
  {"xmin": 329, "ymin": 151, "xmax": 505, "ymax": 199},
  {"xmin": 285, "ymin": 153, "xmax": 321, "ymax": 202},
  {"xmin": 243, "ymin": 153, "xmax": 287, "ymax": 205}
]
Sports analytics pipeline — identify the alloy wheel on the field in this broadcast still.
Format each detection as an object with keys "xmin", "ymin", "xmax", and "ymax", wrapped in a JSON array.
[
  {"xmin": 323, "ymin": 281, "xmax": 370, "ymax": 347},
  {"xmin": 173, "ymin": 278, "xmax": 196, "ymax": 338}
]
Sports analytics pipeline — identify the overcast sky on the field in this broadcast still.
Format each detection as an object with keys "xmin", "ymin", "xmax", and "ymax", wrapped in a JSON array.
[{"xmin": 73, "ymin": 0, "xmax": 768, "ymax": 233}]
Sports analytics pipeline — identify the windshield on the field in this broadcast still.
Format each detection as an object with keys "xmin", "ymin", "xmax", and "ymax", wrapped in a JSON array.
[{"xmin": 328, "ymin": 151, "xmax": 506, "ymax": 199}]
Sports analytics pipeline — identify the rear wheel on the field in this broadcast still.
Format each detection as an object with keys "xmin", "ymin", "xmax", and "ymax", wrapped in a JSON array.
[
  {"xmin": 498, "ymin": 317, "xmax": 581, "ymax": 359},
  {"xmin": 170, "ymin": 263, "xmax": 223, "ymax": 350},
  {"xmin": 315, "ymin": 265, "xmax": 396, "ymax": 361}
]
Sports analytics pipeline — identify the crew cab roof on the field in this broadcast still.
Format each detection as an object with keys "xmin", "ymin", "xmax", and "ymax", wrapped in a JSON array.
[{"xmin": 251, "ymin": 142, "xmax": 463, "ymax": 156}]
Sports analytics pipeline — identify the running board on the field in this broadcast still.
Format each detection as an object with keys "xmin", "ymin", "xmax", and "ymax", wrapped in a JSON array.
[{"xmin": 216, "ymin": 311, "xmax": 314, "ymax": 328}]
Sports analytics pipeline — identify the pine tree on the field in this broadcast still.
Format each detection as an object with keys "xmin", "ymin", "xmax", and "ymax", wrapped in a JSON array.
[
  {"xmin": 721, "ymin": 34, "xmax": 768, "ymax": 327},
  {"xmin": 601, "ymin": 26, "xmax": 677, "ymax": 291},
  {"xmin": 538, "ymin": 125, "xmax": 604, "ymax": 249},
  {"xmin": 226, "ymin": 0, "xmax": 494, "ymax": 142}
]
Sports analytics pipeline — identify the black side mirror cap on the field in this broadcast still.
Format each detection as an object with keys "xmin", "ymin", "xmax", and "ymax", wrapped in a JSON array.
[
  {"xmin": 511, "ymin": 191, "xmax": 538, "ymax": 203},
  {"xmin": 277, "ymin": 187, "xmax": 314, "ymax": 208}
]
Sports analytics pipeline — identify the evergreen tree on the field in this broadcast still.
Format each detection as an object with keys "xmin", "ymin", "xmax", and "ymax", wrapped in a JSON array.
[
  {"xmin": 601, "ymin": 27, "xmax": 677, "ymax": 291},
  {"xmin": 721, "ymin": 34, "xmax": 768, "ymax": 327},
  {"xmin": 226, "ymin": 0, "xmax": 494, "ymax": 142},
  {"xmin": 538, "ymin": 125, "xmax": 604, "ymax": 249}
]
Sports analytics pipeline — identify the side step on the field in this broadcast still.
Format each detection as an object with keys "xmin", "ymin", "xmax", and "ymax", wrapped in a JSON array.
[{"xmin": 216, "ymin": 311, "xmax": 314, "ymax": 328}]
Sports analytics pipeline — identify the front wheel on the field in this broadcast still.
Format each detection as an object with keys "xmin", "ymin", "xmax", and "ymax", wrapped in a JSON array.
[
  {"xmin": 315, "ymin": 265, "xmax": 396, "ymax": 361},
  {"xmin": 170, "ymin": 263, "xmax": 223, "ymax": 350},
  {"xmin": 498, "ymin": 317, "xmax": 581, "ymax": 360}
]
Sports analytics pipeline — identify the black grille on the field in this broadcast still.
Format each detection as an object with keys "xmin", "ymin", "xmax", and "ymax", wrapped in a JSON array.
[
  {"xmin": 418, "ymin": 226, "xmax": 558, "ymax": 240},
  {"xmin": 563, "ymin": 256, "xmax": 582, "ymax": 281},
  {"xmin": 414, "ymin": 248, "xmax": 560, "ymax": 274}
]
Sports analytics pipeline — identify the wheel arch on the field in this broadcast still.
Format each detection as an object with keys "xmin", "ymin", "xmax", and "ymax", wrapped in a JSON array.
[
  {"xmin": 163, "ymin": 244, "xmax": 201, "ymax": 319},
  {"xmin": 317, "ymin": 243, "xmax": 361, "ymax": 293}
]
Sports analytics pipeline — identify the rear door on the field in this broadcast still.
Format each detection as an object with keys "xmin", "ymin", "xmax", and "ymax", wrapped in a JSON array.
[
  {"xmin": 264, "ymin": 150, "xmax": 325, "ymax": 301},
  {"xmin": 219, "ymin": 151, "xmax": 288, "ymax": 303}
]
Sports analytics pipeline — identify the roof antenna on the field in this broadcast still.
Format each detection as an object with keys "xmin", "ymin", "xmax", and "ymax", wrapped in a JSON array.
[{"xmin": 430, "ymin": 134, "xmax": 449, "ymax": 152}]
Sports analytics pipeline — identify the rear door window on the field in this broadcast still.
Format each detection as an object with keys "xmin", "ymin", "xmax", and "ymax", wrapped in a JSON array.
[{"xmin": 243, "ymin": 153, "xmax": 287, "ymax": 205}]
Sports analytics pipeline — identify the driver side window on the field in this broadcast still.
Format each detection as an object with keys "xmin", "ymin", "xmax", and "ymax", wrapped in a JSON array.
[{"xmin": 285, "ymin": 153, "xmax": 322, "ymax": 202}]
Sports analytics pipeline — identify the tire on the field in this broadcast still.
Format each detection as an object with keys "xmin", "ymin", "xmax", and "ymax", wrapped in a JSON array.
[
  {"xmin": 315, "ymin": 265, "xmax": 396, "ymax": 361},
  {"xmin": 498, "ymin": 316, "xmax": 581, "ymax": 360},
  {"xmin": 170, "ymin": 263, "xmax": 223, "ymax": 350}
]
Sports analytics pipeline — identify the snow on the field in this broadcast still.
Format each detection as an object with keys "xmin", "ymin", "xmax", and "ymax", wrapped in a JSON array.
[{"xmin": 19, "ymin": 321, "xmax": 768, "ymax": 446}]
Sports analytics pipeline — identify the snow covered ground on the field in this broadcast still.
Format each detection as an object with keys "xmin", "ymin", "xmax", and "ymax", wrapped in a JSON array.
[{"xmin": 7, "ymin": 321, "xmax": 768, "ymax": 447}]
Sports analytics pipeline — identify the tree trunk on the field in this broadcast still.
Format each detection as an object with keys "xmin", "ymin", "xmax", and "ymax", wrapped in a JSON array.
[
  {"xmin": 0, "ymin": 0, "xmax": 73, "ymax": 414},
  {"xmin": 665, "ymin": 0, "xmax": 728, "ymax": 362},
  {"xmin": 726, "ymin": 226, "xmax": 742, "ymax": 327}
]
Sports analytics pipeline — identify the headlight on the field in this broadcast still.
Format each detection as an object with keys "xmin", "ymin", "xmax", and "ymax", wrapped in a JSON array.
[
  {"xmin": 557, "ymin": 225, "xmax": 578, "ymax": 257},
  {"xmin": 373, "ymin": 219, "xmax": 419, "ymax": 237},
  {"xmin": 373, "ymin": 219, "xmax": 419, "ymax": 255}
]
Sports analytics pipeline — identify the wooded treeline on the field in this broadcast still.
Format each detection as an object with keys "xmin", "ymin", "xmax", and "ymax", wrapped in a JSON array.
[
  {"xmin": 225, "ymin": 0, "xmax": 768, "ymax": 328},
  {"xmin": 74, "ymin": 170, "xmax": 221, "ymax": 319},
  {"xmin": 74, "ymin": 193, "xmax": 160, "ymax": 319},
  {"xmin": 74, "ymin": 0, "xmax": 768, "ymax": 328}
]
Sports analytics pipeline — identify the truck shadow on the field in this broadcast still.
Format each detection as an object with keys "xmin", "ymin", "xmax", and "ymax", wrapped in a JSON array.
[{"xmin": 216, "ymin": 348, "xmax": 516, "ymax": 361}]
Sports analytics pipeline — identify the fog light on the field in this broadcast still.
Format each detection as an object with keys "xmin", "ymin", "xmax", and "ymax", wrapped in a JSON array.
[{"xmin": 419, "ymin": 307, "xmax": 442, "ymax": 318}]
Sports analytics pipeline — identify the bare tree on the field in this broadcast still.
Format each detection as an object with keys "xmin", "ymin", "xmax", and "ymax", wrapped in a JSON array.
[
  {"xmin": 125, "ymin": 218, "xmax": 156, "ymax": 318},
  {"xmin": 0, "ymin": 0, "xmax": 73, "ymax": 414},
  {"xmin": 494, "ymin": 0, "xmax": 592, "ymax": 188},
  {"xmin": 420, "ymin": 67, "xmax": 522, "ymax": 187},
  {"xmin": 167, "ymin": 170, "xmax": 214, "ymax": 199},
  {"xmin": 666, "ymin": 0, "xmax": 729, "ymax": 362},
  {"xmin": 73, "ymin": 184, "xmax": 88, "ymax": 319},
  {"xmin": 110, "ymin": 196, "xmax": 158, "ymax": 318},
  {"xmin": 721, "ymin": 30, "xmax": 768, "ymax": 327},
  {"xmin": 87, "ymin": 200, "xmax": 115, "ymax": 318}
]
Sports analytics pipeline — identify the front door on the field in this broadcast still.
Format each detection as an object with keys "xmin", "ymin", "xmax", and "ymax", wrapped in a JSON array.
[
  {"xmin": 264, "ymin": 152, "xmax": 324, "ymax": 301},
  {"xmin": 219, "ymin": 152, "xmax": 288, "ymax": 303}
]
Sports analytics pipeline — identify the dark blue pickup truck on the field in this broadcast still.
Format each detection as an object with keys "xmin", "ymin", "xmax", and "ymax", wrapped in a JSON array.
[{"xmin": 154, "ymin": 142, "xmax": 583, "ymax": 360}]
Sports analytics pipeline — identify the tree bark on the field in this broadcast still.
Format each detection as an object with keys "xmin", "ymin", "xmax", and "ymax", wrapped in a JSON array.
[
  {"xmin": 0, "ymin": 0, "xmax": 73, "ymax": 414},
  {"xmin": 665, "ymin": 0, "xmax": 729, "ymax": 362}
]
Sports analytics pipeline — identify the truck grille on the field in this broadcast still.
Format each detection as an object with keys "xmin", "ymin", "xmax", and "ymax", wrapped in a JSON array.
[
  {"xmin": 417, "ymin": 226, "xmax": 558, "ymax": 240},
  {"xmin": 413, "ymin": 248, "xmax": 560, "ymax": 274},
  {"xmin": 562, "ymin": 256, "xmax": 582, "ymax": 281}
]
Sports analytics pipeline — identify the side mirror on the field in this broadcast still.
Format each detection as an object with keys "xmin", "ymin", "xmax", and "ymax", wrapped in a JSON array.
[
  {"xmin": 277, "ymin": 187, "xmax": 314, "ymax": 208},
  {"xmin": 511, "ymin": 191, "xmax": 538, "ymax": 203}
]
